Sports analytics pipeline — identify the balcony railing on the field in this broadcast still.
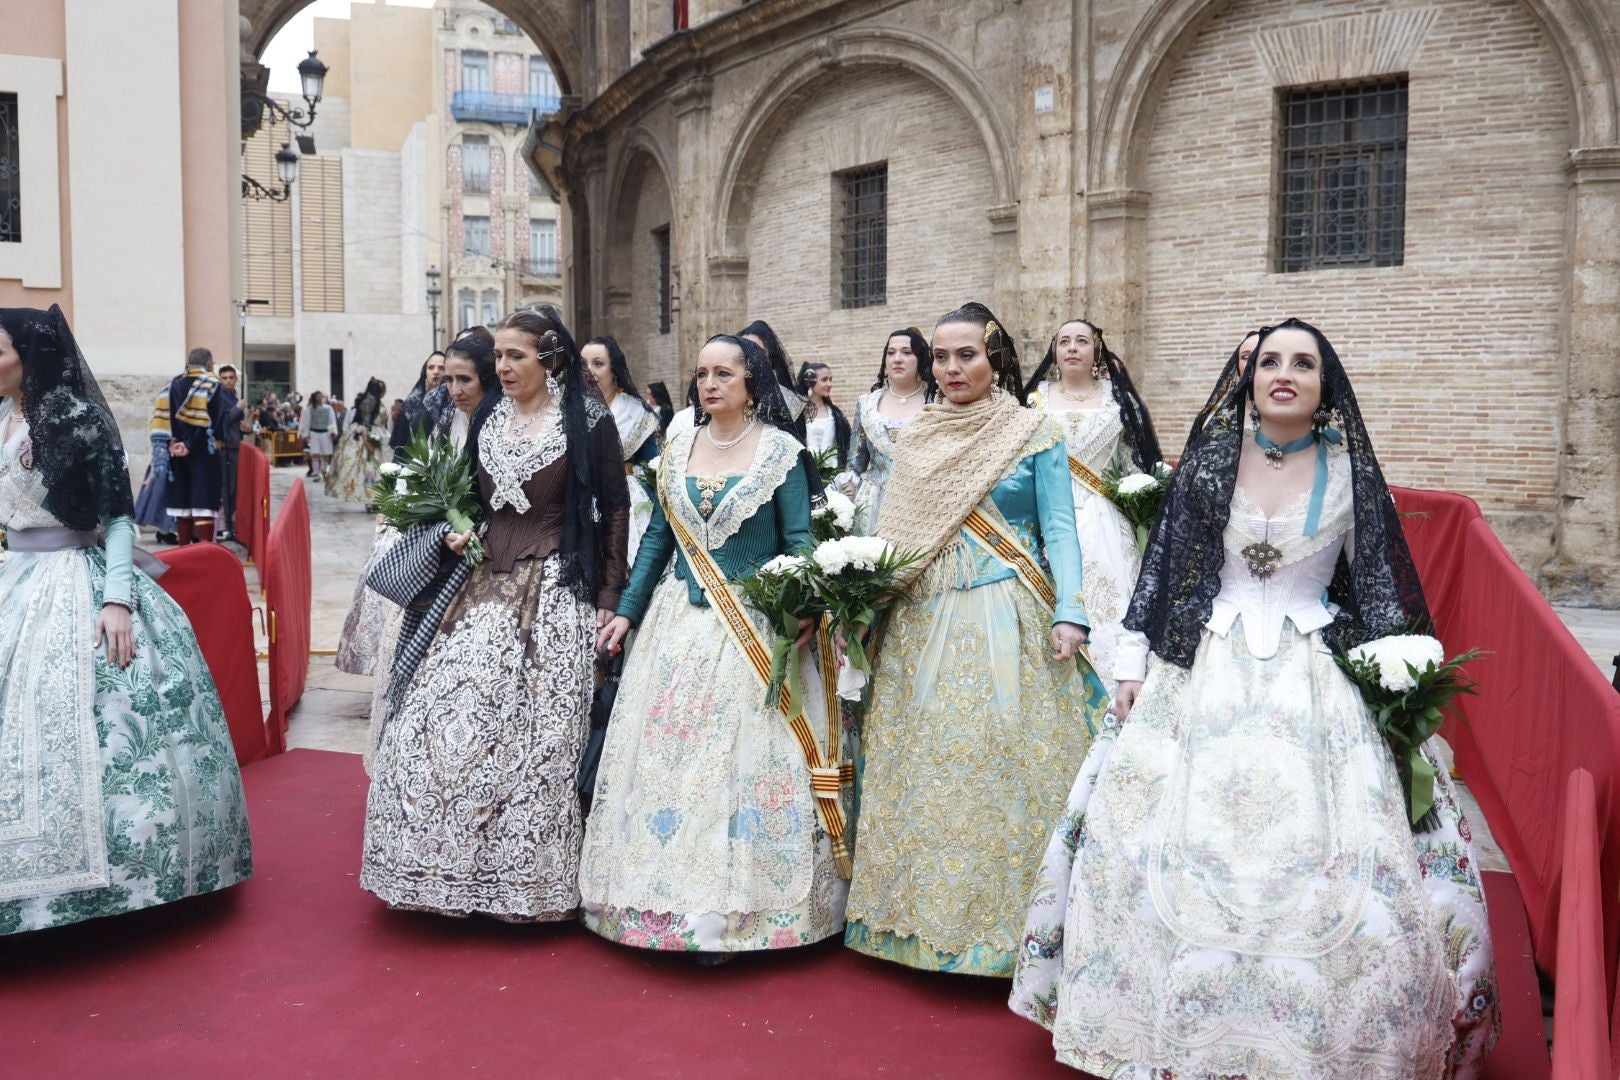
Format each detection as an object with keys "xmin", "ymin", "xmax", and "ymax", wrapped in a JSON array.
[
  {"xmin": 526, "ymin": 256, "xmax": 560, "ymax": 277},
  {"xmin": 451, "ymin": 90, "xmax": 561, "ymax": 125}
]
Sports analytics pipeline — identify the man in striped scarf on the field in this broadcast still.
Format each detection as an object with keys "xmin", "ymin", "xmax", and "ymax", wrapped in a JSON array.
[{"xmin": 165, "ymin": 346, "xmax": 228, "ymax": 545}]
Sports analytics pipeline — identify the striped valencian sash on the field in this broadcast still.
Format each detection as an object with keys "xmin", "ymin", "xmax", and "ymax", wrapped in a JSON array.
[
  {"xmin": 1068, "ymin": 454, "xmax": 1109, "ymax": 498},
  {"xmin": 961, "ymin": 503, "xmax": 1094, "ymax": 670},
  {"xmin": 659, "ymin": 477, "xmax": 854, "ymax": 878}
]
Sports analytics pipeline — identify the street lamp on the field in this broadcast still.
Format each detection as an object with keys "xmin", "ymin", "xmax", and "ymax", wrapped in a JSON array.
[
  {"xmin": 243, "ymin": 50, "xmax": 328, "ymax": 133},
  {"xmin": 242, "ymin": 142, "xmax": 299, "ymax": 202},
  {"xmin": 426, "ymin": 266, "xmax": 442, "ymax": 349}
]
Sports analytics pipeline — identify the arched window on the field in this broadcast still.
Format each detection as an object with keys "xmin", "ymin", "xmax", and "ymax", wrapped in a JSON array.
[
  {"xmin": 458, "ymin": 288, "xmax": 476, "ymax": 331},
  {"xmin": 481, "ymin": 288, "xmax": 500, "ymax": 326}
]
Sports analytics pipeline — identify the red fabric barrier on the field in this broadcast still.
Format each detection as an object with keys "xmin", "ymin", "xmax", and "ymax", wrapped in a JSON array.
[
  {"xmin": 154, "ymin": 543, "xmax": 268, "ymax": 765},
  {"xmin": 235, "ymin": 443, "xmax": 271, "ymax": 579},
  {"xmin": 1393, "ymin": 488, "xmax": 1620, "ymax": 1028},
  {"xmin": 1551, "ymin": 769, "xmax": 1612, "ymax": 1079},
  {"xmin": 264, "ymin": 479, "xmax": 312, "ymax": 754}
]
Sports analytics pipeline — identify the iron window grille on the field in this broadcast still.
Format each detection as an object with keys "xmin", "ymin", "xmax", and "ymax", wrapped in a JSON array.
[
  {"xmin": 1276, "ymin": 78, "xmax": 1408, "ymax": 273},
  {"xmin": 654, "ymin": 225, "xmax": 672, "ymax": 334},
  {"xmin": 460, "ymin": 51, "xmax": 489, "ymax": 93},
  {"xmin": 463, "ymin": 215, "xmax": 491, "ymax": 257},
  {"xmin": 839, "ymin": 164, "xmax": 887, "ymax": 309},
  {"xmin": 1, "ymin": 93, "xmax": 19, "ymax": 243},
  {"xmin": 462, "ymin": 135, "xmax": 489, "ymax": 193}
]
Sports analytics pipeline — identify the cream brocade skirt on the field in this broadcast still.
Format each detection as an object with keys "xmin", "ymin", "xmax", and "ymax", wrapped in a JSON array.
[
  {"xmin": 579, "ymin": 573, "xmax": 849, "ymax": 952},
  {"xmin": 1009, "ymin": 623, "xmax": 1500, "ymax": 1079},
  {"xmin": 845, "ymin": 576, "xmax": 1106, "ymax": 976},
  {"xmin": 1070, "ymin": 478, "xmax": 1140, "ymax": 695}
]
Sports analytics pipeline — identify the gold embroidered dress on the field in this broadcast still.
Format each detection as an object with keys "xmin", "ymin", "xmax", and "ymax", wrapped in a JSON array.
[
  {"xmin": 1035, "ymin": 387, "xmax": 1142, "ymax": 693},
  {"xmin": 1009, "ymin": 445, "xmax": 1500, "ymax": 1077},
  {"xmin": 844, "ymin": 396, "xmax": 1109, "ymax": 976},
  {"xmin": 579, "ymin": 427, "xmax": 850, "ymax": 952}
]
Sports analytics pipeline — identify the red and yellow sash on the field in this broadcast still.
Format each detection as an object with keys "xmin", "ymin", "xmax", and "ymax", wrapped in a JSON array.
[
  {"xmin": 1067, "ymin": 454, "xmax": 1108, "ymax": 498},
  {"xmin": 659, "ymin": 475, "xmax": 853, "ymax": 878},
  {"xmin": 961, "ymin": 503, "xmax": 1094, "ymax": 670}
]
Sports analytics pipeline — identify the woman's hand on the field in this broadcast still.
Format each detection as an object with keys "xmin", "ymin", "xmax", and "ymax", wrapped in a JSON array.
[
  {"xmin": 795, "ymin": 616, "xmax": 816, "ymax": 647},
  {"xmin": 598, "ymin": 614, "xmax": 631, "ymax": 656},
  {"xmin": 595, "ymin": 607, "xmax": 613, "ymax": 631},
  {"xmin": 95, "ymin": 603, "xmax": 135, "ymax": 669},
  {"xmin": 1112, "ymin": 680, "xmax": 1143, "ymax": 723},
  {"xmin": 168, "ymin": 441, "xmax": 189, "ymax": 458},
  {"xmin": 1051, "ymin": 621, "xmax": 1089, "ymax": 662},
  {"xmin": 444, "ymin": 528, "xmax": 474, "ymax": 555}
]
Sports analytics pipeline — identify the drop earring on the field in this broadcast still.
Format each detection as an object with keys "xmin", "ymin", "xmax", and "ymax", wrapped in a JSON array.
[
  {"xmin": 1248, "ymin": 401, "xmax": 1261, "ymax": 425},
  {"xmin": 1091, "ymin": 356, "xmax": 1105, "ymax": 381},
  {"xmin": 1312, "ymin": 403, "xmax": 1333, "ymax": 429}
]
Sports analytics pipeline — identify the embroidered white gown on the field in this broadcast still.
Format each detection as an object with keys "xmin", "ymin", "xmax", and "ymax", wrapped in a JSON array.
[
  {"xmin": 610, "ymin": 391, "xmax": 661, "ymax": 566},
  {"xmin": 1009, "ymin": 445, "xmax": 1500, "ymax": 1078},
  {"xmin": 1036, "ymin": 387, "xmax": 1142, "ymax": 693},
  {"xmin": 845, "ymin": 389, "xmax": 915, "ymax": 536}
]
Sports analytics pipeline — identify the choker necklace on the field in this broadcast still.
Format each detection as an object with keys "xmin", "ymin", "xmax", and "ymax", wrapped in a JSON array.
[
  {"xmin": 886, "ymin": 383, "xmax": 922, "ymax": 404},
  {"xmin": 1057, "ymin": 381, "xmax": 1101, "ymax": 404},
  {"xmin": 706, "ymin": 418, "xmax": 757, "ymax": 450},
  {"xmin": 1254, "ymin": 426, "xmax": 1317, "ymax": 468}
]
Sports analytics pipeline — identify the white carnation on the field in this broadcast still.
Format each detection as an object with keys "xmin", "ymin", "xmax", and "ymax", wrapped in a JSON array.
[
  {"xmin": 1350, "ymin": 634, "xmax": 1446, "ymax": 693},
  {"xmin": 394, "ymin": 478, "xmax": 410, "ymax": 495},
  {"xmin": 1116, "ymin": 473, "xmax": 1160, "ymax": 496},
  {"xmin": 647, "ymin": 455, "xmax": 661, "ymax": 472},
  {"xmin": 815, "ymin": 489, "xmax": 857, "ymax": 532},
  {"xmin": 379, "ymin": 462, "xmax": 403, "ymax": 476},
  {"xmin": 760, "ymin": 554, "xmax": 808, "ymax": 576},
  {"xmin": 812, "ymin": 538, "xmax": 850, "ymax": 575},
  {"xmin": 814, "ymin": 535, "xmax": 890, "ymax": 575}
]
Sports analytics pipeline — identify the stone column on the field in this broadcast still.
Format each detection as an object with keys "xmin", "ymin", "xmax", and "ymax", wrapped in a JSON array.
[
  {"xmin": 576, "ymin": 140, "xmax": 609, "ymax": 340},
  {"xmin": 669, "ymin": 74, "xmax": 712, "ymax": 386},
  {"xmin": 1084, "ymin": 188, "xmax": 1150, "ymax": 362},
  {"xmin": 1548, "ymin": 146, "xmax": 1620, "ymax": 605},
  {"xmin": 987, "ymin": 204, "xmax": 1021, "ymax": 335}
]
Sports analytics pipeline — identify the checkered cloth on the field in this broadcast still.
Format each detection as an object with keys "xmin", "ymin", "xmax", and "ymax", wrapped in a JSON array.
[{"xmin": 366, "ymin": 520, "xmax": 473, "ymax": 708}]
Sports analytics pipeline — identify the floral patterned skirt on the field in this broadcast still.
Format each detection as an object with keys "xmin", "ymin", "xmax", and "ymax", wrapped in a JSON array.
[
  {"xmin": 1008, "ymin": 624, "xmax": 1499, "ymax": 1078},
  {"xmin": 579, "ymin": 575, "xmax": 849, "ymax": 953},
  {"xmin": 326, "ymin": 427, "xmax": 384, "ymax": 504},
  {"xmin": 844, "ymin": 577, "xmax": 1108, "ymax": 977},
  {"xmin": 336, "ymin": 525, "xmax": 399, "ymax": 676},
  {"xmin": 0, "ymin": 547, "xmax": 253, "ymax": 935},
  {"xmin": 360, "ymin": 553, "xmax": 594, "ymax": 920},
  {"xmin": 1070, "ymin": 481, "xmax": 1140, "ymax": 694}
]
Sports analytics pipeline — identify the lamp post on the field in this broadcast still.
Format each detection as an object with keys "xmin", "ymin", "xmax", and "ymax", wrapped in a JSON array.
[
  {"xmin": 426, "ymin": 266, "xmax": 442, "ymax": 350},
  {"xmin": 242, "ymin": 143, "xmax": 300, "ymax": 202},
  {"xmin": 242, "ymin": 50, "xmax": 328, "ymax": 132}
]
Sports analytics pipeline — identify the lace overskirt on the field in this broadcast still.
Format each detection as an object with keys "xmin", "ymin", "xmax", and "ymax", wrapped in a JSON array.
[
  {"xmin": 360, "ymin": 553, "xmax": 594, "ymax": 920},
  {"xmin": 1009, "ymin": 623, "xmax": 1500, "ymax": 1078}
]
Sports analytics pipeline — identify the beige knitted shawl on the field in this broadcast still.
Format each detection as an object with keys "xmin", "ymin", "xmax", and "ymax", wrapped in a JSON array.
[{"xmin": 875, "ymin": 392, "xmax": 1046, "ymax": 587}]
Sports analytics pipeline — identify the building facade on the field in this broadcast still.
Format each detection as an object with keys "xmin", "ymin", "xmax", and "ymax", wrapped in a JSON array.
[
  {"xmin": 522, "ymin": 0, "xmax": 1620, "ymax": 605},
  {"xmin": 240, "ymin": 0, "xmax": 564, "ymax": 410}
]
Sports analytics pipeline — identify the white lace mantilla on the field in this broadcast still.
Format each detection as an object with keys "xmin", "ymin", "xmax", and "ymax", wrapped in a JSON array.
[
  {"xmin": 661, "ymin": 426, "xmax": 802, "ymax": 549},
  {"xmin": 611, "ymin": 393, "xmax": 659, "ymax": 462},
  {"xmin": 480, "ymin": 394, "xmax": 567, "ymax": 513}
]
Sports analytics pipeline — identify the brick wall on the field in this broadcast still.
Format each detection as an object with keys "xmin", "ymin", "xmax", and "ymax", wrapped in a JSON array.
[
  {"xmin": 1139, "ymin": 0, "xmax": 1573, "ymax": 565},
  {"xmin": 744, "ymin": 65, "xmax": 995, "ymax": 406}
]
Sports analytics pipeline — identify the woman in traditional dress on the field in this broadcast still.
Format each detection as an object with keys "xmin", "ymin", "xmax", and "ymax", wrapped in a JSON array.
[
  {"xmin": 583, "ymin": 335, "xmax": 660, "ymax": 564},
  {"xmin": 1024, "ymin": 319, "xmax": 1162, "ymax": 693},
  {"xmin": 131, "ymin": 384, "xmax": 178, "ymax": 543},
  {"xmin": 0, "ymin": 305, "xmax": 252, "ymax": 935},
  {"xmin": 837, "ymin": 327, "xmax": 933, "ymax": 535},
  {"xmin": 389, "ymin": 352, "xmax": 449, "ymax": 453},
  {"xmin": 327, "ymin": 377, "xmax": 388, "ymax": 503},
  {"xmin": 363, "ymin": 328, "xmax": 498, "ymax": 772},
  {"xmin": 361, "ymin": 307, "xmax": 630, "ymax": 920},
  {"xmin": 796, "ymin": 362, "xmax": 850, "ymax": 471},
  {"xmin": 298, "ymin": 390, "xmax": 338, "ymax": 481},
  {"xmin": 740, "ymin": 319, "xmax": 808, "ymax": 442},
  {"xmin": 843, "ymin": 302, "xmax": 1109, "ymax": 977},
  {"xmin": 1010, "ymin": 319, "xmax": 1499, "ymax": 1078},
  {"xmin": 581, "ymin": 334, "xmax": 846, "ymax": 960}
]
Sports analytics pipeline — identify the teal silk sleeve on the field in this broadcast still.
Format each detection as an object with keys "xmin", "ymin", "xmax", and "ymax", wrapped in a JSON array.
[
  {"xmin": 102, "ymin": 515, "xmax": 136, "ymax": 610},
  {"xmin": 774, "ymin": 458, "xmax": 813, "ymax": 553},
  {"xmin": 616, "ymin": 487, "xmax": 676, "ymax": 626},
  {"xmin": 1032, "ymin": 443, "xmax": 1089, "ymax": 628}
]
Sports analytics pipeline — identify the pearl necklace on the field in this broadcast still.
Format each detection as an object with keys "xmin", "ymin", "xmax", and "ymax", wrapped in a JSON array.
[
  {"xmin": 705, "ymin": 417, "xmax": 757, "ymax": 450},
  {"xmin": 886, "ymin": 383, "xmax": 923, "ymax": 404}
]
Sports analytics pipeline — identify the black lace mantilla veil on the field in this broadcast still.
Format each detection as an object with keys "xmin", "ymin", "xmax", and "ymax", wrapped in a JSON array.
[
  {"xmin": 1, "ymin": 304, "xmax": 134, "ymax": 531},
  {"xmin": 1123, "ymin": 317, "xmax": 1431, "ymax": 669},
  {"xmin": 1023, "ymin": 319, "xmax": 1163, "ymax": 473}
]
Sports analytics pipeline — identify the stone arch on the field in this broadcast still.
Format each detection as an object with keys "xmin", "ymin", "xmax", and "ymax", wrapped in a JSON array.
[
  {"xmin": 602, "ymin": 133, "xmax": 678, "ymax": 386},
  {"xmin": 710, "ymin": 26, "xmax": 1017, "ymax": 263},
  {"xmin": 1091, "ymin": 0, "xmax": 1620, "ymax": 194},
  {"xmin": 242, "ymin": 0, "xmax": 584, "ymax": 99}
]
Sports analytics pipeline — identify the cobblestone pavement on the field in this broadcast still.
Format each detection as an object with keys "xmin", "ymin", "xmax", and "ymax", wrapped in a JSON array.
[{"xmin": 252, "ymin": 462, "xmax": 1620, "ymax": 876}]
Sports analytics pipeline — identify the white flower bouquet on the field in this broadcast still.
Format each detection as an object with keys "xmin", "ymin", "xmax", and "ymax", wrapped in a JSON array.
[
  {"xmin": 1333, "ymin": 633, "xmax": 1481, "ymax": 829},
  {"xmin": 633, "ymin": 454, "xmax": 661, "ymax": 504},
  {"xmin": 738, "ymin": 554, "xmax": 826, "ymax": 709},
  {"xmin": 811, "ymin": 488, "xmax": 860, "ymax": 543},
  {"xmin": 369, "ymin": 430, "xmax": 485, "ymax": 565},
  {"xmin": 805, "ymin": 535, "xmax": 927, "ymax": 679},
  {"xmin": 1103, "ymin": 461, "xmax": 1174, "ymax": 552}
]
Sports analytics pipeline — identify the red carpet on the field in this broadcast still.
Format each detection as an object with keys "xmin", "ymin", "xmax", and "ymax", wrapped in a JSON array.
[{"xmin": 0, "ymin": 750, "xmax": 1548, "ymax": 1079}]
